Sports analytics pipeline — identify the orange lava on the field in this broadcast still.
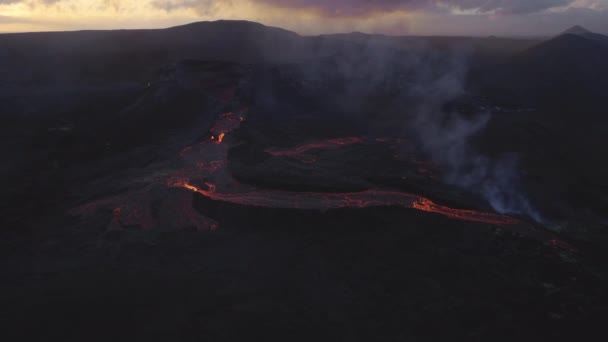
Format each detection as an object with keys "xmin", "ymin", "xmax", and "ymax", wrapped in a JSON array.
[
  {"xmin": 412, "ymin": 198, "xmax": 521, "ymax": 225},
  {"xmin": 217, "ymin": 132, "xmax": 225, "ymax": 143},
  {"xmin": 182, "ymin": 182, "xmax": 201, "ymax": 193}
]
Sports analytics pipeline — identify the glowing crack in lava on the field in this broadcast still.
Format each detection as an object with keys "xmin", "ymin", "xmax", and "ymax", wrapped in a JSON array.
[{"xmin": 265, "ymin": 137, "xmax": 363, "ymax": 163}]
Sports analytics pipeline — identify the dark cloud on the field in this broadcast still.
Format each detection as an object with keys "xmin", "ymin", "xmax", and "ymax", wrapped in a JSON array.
[
  {"xmin": 0, "ymin": 0, "xmax": 582, "ymax": 15},
  {"xmin": 253, "ymin": 0, "xmax": 430, "ymax": 16},
  {"xmin": 151, "ymin": 0, "xmax": 230, "ymax": 15},
  {"xmin": 242, "ymin": 0, "xmax": 576, "ymax": 15},
  {"xmin": 451, "ymin": 0, "xmax": 574, "ymax": 14},
  {"xmin": 152, "ymin": 0, "xmax": 205, "ymax": 12}
]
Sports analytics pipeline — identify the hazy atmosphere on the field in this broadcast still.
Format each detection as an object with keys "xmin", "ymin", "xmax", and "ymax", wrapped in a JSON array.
[{"xmin": 2, "ymin": 0, "xmax": 608, "ymax": 35}]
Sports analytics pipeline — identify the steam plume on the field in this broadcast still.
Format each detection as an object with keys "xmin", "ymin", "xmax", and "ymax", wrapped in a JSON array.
[{"xmin": 406, "ymin": 49, "xmax": 544, "ymax": 222}]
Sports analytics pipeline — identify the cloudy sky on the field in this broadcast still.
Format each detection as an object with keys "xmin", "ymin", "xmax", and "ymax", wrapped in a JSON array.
[{"xmin": 1, "ymin": 0, "xmax": 607, "ymax": 36}]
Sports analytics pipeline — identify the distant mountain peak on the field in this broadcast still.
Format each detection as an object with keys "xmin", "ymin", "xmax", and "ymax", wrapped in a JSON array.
[{"xmin": 561, "ymin": 25, "xmax": 592, "ymax": 36}]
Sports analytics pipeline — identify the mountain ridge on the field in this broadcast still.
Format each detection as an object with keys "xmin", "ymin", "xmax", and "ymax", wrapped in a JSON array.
[{"xmin": 560, "ymin": 25, "xmax": 592, "ymax": 36}]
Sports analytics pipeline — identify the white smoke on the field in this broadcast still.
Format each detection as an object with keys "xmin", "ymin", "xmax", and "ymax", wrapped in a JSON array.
[{"xmin": 406, "ymin": 49, "xmax": 544, "ymax": 222}]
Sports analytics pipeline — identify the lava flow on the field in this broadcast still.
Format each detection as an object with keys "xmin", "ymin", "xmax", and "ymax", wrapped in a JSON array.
[
  {"xmin": 70, "ymin": 103, "xmax": 575, "ymax": 253},
  {"xmin": 412, "ymin": 198, "xmax": 520, "ymax": 225},
  {"xmin": 173, "ymin": 180, "xmax": 518, "ymax": 225},
  {"xmin": 264, "ymin": 136, "xmax": 437, "ymax": 177}
]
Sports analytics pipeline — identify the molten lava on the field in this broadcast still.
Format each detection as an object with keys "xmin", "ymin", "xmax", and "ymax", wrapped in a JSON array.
[
  {"xmin": 412, "ymin": 198, "xmax": 520, "ymax": 225},
  {"xmin": 174, "ymin": 180, "xmax": 518, "ymax": 226}
]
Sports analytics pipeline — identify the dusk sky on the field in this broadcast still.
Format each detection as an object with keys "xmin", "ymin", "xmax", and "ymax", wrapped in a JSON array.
[{"xmin": 1, "ymin": 0, "xmax": 608, "ymax": 36}]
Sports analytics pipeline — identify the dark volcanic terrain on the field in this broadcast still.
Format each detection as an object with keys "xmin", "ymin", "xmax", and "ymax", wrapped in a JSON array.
[{"xmin": 1, "ymin": 21, "xmax": 607, "ymax": 341}]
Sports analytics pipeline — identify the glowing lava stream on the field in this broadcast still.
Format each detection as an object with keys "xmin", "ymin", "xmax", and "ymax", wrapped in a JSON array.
[{"xmin": 173, "ymin": 180, "xmax": 519, "ymax": 226}]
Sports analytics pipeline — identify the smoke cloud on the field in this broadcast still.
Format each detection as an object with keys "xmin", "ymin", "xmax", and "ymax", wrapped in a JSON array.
[{"xmin": 404, "ymin": 48, "xmax": 544, "ymax": 221}]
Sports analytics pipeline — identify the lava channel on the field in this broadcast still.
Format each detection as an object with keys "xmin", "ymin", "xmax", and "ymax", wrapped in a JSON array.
[{"xmin": 172, "ymin": 180, "xmax": 519, "ymax": 226}]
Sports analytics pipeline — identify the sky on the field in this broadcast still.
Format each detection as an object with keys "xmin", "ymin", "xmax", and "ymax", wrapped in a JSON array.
[{"xmin": 1, "ymin": 0, "xmax": 608, "ymax": 36}]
